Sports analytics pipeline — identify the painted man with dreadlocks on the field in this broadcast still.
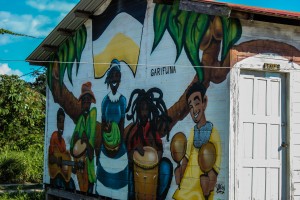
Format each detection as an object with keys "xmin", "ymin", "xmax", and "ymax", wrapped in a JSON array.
[{"xmin": 126, "ymin": 88, "xmax": 173, "ymax": 200}]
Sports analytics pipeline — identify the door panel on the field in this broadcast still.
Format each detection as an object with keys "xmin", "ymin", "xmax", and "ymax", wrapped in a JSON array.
[
  {"xmin": 238, "ymin": 71, "xmax": 286, "ymax": 200},
  {"xmin": 253, "ymin": 168, "xmax": 266, "ymax": 200}
]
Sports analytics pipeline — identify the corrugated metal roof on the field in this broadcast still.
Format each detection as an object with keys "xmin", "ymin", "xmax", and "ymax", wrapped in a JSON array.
[{"xmin": 26, "ymin": 0, "xmax": 107, "ymax": 66}]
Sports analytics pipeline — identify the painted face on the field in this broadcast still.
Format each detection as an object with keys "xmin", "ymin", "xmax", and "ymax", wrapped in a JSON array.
[
  {"xmin": 188, "ymin": 91, "xmax": 207, "ymax": 127},
  {"xmin": 57, "ymin": 115, "xmax": 65, "ymax": 135},
  {"xmin": 81, "ymin": 94, "xmax": 92, "ymax": 116},
  {"xmin": 109, "ymin": 71, "xmax": 121, "ymax": 95},
  {"xmin": 138, "ymin": 100, "xmax": 149, "ymax": 127}
]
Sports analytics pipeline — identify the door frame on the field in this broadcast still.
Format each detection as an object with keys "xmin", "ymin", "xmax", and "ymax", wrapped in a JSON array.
[{"xmin": 229, "ymin": 66, "xmax": 291, "ymax": 200}]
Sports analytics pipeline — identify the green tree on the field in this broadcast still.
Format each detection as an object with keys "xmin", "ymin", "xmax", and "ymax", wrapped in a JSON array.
[
  {"xmin": 0, "ymin": 28, "xmax": 39, "ymax": 38},
  {"xmin": 0, "ymin": 75, "xmax": 45, "ymax": 150},
  {"xmin": 30, "ymin": 68, "xmax": 47, "ymax": 96}
]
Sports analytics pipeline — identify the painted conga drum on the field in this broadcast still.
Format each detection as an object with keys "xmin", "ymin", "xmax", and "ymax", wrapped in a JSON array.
[
  {"xmin": 72, "ymin": 139, "xmax": 89, "ymax": 192},
  {"xmin": 133, "ymin": 146, "xmax": 159, "ymax": 200},
  {"xmin": 198, "ymin": 142, "xmax": 216, "ymax": 173}
]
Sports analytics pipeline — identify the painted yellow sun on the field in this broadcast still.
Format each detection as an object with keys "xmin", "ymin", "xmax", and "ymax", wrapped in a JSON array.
[{"xmin": 93, "ymin": 33, "xmax": 139, "ymax": 78}]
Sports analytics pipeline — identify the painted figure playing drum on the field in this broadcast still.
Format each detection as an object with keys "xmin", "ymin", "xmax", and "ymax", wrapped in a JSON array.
[{"xmin": 125, "ymin": 88, "xmax": 173, "ymax": 200}]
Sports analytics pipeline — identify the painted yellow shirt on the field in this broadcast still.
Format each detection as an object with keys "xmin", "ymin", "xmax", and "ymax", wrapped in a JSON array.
[{"xmin": 173, "ymin": 127, "xmax": 221, "ymax": 200}]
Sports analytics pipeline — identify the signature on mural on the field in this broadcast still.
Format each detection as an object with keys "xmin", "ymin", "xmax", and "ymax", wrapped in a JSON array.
[{"xmin": 216, "ymin": 183, "xmax": 225, "ymax": 194}]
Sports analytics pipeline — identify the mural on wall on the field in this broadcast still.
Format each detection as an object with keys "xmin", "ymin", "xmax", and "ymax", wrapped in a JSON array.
[{"xmin": 45, "ymin": 0, "xmax": 246, "ymax": 199}]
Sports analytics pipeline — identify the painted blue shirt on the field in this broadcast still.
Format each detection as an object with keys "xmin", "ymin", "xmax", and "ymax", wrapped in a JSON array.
[{"xmin": 101, "ymin": 92, "xmax": 126, "ymax": 123}]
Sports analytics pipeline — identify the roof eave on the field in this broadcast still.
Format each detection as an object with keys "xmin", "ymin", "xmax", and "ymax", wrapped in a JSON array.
[
  {"xmin": 181, "ymin": 0, "xmax": 300, "ymax": 23},
  {"xmin": 26, "ymin": 0, "xmax": 107, "ymax": 66}
]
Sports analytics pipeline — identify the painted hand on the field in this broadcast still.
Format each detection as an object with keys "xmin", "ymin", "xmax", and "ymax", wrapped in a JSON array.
[
  {"xmin": 81, "ymin": 131, "xmax": 88, "ymax": 144},
  {"xmin": 102, "ymin": 121, "xmax": 112, "ymax": 133},
  {"xmin": 208, "ymin": 169, "xmax": 218, "ymax": 192},
  {"xmin": 135, "ymin": 144, "xmax": 145, "ymax": 156},
  {"xmin": 200, "ymin": 174, "xmax": 210, "ymax": 197},
  {"xmin": 174, "ymin": 165, "xmax": 183, "ymax": 185},
  {"xmin": 200, "ymin": 169, "xmax": 218, "ymax": 198}
]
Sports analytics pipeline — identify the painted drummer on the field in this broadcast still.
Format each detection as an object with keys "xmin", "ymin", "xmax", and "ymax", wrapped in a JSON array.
[
  {"xmin": 125, "ymin": 88, "xmax": 173, "ymax": 200},
  {"xmin": 172, "ymin": 81, "xmax": 221, "ymax": 200},
  {"xmin": 70, "ymin": 82, "xmax": 97, "ymax": 193}
]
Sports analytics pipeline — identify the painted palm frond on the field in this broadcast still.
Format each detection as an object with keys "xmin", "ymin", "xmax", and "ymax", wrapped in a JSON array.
[
  {"xmin": 184, "ymin": 13, "xmax": 210, "ymax": 81},
  {"xmin": 220, "ymin": 17, "xmax": 242, "ymax": 61},
  {"xmin": 152, "ymin": 1, "xmax": 210, "ymax": 81},
  {"xmin": 152, "ymin": 1, "xmax": 242, "ymax": 82},
  {"xmin": 152, "ymin": 4, "xmax": 171, "ymax": 53},
  {"xmin": 75, "ymin": 25, "xmax": 87, "ymax": 75},
  {"xmin": 167, "ymin": 1, "xmax": 189, "ymax": 61},
  {"xmin": 47, "ymin": 25, "xmax": 87, "ymax": 90}
]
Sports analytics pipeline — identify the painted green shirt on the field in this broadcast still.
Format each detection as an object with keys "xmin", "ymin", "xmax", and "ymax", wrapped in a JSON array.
[{"xmin": 70, "ymin": 107, "xmax": 97, "ymax": 183}]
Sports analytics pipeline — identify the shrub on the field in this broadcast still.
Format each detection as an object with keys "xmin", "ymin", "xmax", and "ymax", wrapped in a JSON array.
[
  {"xmin": 0, "ymin": 74, "xmax": 45, "ymax": 152},
  {"xmin": 0, "ymin": 157, "xmax": 26, "ymax": 183},
  {"xmin": 23, "ymin": 147, "xmax": 44, "ymax": 183}
]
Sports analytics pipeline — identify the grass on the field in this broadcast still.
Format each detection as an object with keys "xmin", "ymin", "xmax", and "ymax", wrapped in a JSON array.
[
  {"xmin": 0, "ymin": 146, "xmax": 45, "ymax": 199},
  {"xmin": 0, "ymin": 146, "xmax": 43, "ymax": 184},
  {"xmin": 0, "ymin": 190, "xmax": 45, "ymax": 200},
  {"xmin": 0, "ymin": 183, "xmax": 43, "ymax": 191}
]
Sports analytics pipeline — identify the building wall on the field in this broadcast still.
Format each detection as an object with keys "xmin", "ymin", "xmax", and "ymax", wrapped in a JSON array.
[
  {"xmin": 291, "ymin": 71, "xmax": 300, "ymax": 199},
  {"xmin": 230, "ymin": 19, "xmax": 300, "ymax": 200},
  {"xmin": 44, "ymin": 0, "xmax": 300, "ymax": 199}
]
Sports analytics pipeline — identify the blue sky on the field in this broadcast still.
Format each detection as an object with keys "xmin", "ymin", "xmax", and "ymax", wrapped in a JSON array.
[
  {"xmin": 0, "ymin": 0, "xmax": 79, "ymax": 81},
  {"xmin": 215, "ymin": 0, "xmax": 300, "ymax": 12},
  {"xmin": 0, "ymin": 0, "xmax": 299, "ymax": 82}
]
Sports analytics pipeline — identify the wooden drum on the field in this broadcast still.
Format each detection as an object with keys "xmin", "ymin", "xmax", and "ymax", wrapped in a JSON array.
[
  {"xmin": 133, "ymin": 146, "xmax": 159, "ymax": 200},
  {"xmin": 72, "ymin": 139, "xmax": 87, "ymax": 158}
]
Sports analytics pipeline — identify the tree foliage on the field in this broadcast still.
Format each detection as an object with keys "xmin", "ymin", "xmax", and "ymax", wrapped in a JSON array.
[
  {"xmin": 0, "ymin": 75, "xmax": 45, "ymax": 150},
  {"xmin": 29, "ymin": 68, "xmax": 47, "ymax": 96},
  {"xmin": 0, "ymin": 28, "xmax": 39, "ymax": 38}
]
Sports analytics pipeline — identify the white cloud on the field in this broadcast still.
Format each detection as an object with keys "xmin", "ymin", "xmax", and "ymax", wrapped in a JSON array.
[
  {"xmin": 0, "ymin": 11, "xmax": 53, "ymax": 38},
  {"xmin": 0, "ymin": 63, "xmax": 23, "ymax": 76},
  {"xmin": 26, "ymin": 0, "xmax": 77, "ymax": 13},
  {"xmin": 0, "ymin": 35, "xmax": 12, "ymax": 45}
]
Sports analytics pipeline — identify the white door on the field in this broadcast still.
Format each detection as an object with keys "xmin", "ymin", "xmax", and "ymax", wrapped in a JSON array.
[{"xmin": 237, "ymin": 70, "xmax": 287, "ymax": 200}]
